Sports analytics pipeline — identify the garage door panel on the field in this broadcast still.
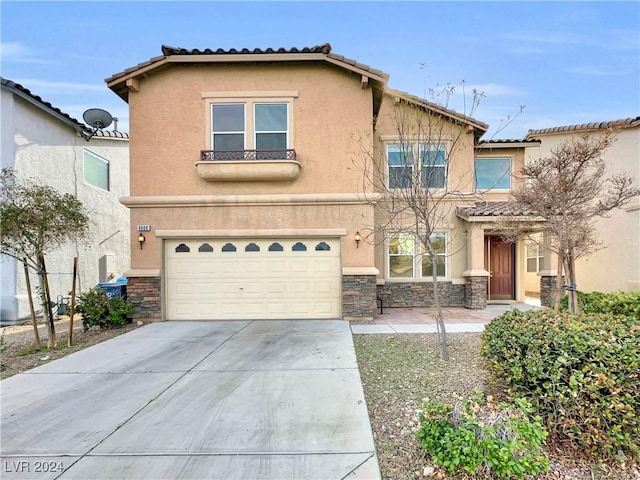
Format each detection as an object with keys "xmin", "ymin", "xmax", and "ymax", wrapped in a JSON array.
[{"xmin": 166, "ymin": 238, "xmax": 341, "ymax": 320}]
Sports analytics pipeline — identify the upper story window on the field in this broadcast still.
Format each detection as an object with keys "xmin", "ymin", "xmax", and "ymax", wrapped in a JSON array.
[
  {"xmin": 83, "ymin": 150, "xmax": 109, "ymax": 191},
  {"xmin": 212, "ymin": 104, "xmax": 245, "ymax": 151},
  {"xmin": 474, "ymin": 157, "xmax": 511, "ymax": 191},
  {"xmin": 255, "ymin": 103, "xmax": 288, "ymax": 152},
  {"xmin": 387, "ymin": 143, "xmax": 447, "ymax": 189},
  {"xmin": 388, "ymin": 232, "xmax": 447, "ymax": 279}
]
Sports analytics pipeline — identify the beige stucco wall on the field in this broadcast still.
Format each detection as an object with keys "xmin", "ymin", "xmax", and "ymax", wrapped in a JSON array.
[
  {"xmin": 527, "ymin": 126, "xmax": 640, "ymax": 292},
  {"xmin": 123, "ymin": 61, "xmax": 379, "ymax": 273},
  {"xmin": 127, "ymin": 62, "xmax": 374, "ymax": 197}
]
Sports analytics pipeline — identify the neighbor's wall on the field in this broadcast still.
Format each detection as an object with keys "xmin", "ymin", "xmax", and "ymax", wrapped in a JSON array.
[
  {"xmin": 6, "ymin": 94, "xmax": 130, "ymax": 319},
  {"xmin": 528, "ymin": 126, "xmax": 640, "ymax": 293}
]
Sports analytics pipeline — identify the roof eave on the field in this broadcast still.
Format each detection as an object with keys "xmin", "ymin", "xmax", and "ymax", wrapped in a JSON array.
[
  {"xmin": 106, "ymin": 52, "xmax": 390, "ymax": 104},
  {"xmin": 456, "ymin": 213, "xmax": 546, "ymax": 223},
  {"xmin": 2, "ymin": 81, "xmax": 88, "ymax": 134}
]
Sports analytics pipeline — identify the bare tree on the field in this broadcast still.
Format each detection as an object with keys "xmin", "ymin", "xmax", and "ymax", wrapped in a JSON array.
[
  {"xmin": 1, "ymin": 169, "xmax": 89, "ymax": 348},
  {"xmin": 355, "ymin": 84, "xmax": 493, "ymax": 360},
  {"xmin": 502, "ymin": 130, "xmax": 639, "ymax": 312}
]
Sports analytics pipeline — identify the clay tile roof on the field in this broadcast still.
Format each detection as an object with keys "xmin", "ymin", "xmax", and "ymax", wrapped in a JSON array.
[
  {"xmin": 1, "ymin": 76, "xmax": 86, "ymax": 130},
  {"xmin": 456, "ymin": 201, "xmax": 539, "ymax": 219},
  {"xmin": 478, "ymin": 139, "xmax": 540, "ymax": 145},
  {"xmin": 386, "ymin": 87, "xmax": 489, "ymax": 134},
  {"xmin": 105, "ymin": 43, "xmax": 389, "ymax": 88},
  {"xmin": 92, "ymin": 129, "xmax": 130, "ymax": 139},
  {"xmin": 526, "ymin": 117, "xmax": 640, "ymax": 137}
]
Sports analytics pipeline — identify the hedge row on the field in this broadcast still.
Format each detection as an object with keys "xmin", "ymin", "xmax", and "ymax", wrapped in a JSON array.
[
  {"xmin": 560, "ymin": 290, "xmax": 640, "ymax": 320},
  {"xmin": 481, "ymin": 309, "xmax": 639, "ymax": 459}
]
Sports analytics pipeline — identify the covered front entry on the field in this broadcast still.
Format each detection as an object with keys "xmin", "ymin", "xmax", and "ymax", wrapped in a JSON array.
[
  {"xmin": 165, "ymin": 238, "xmax": 341, "ymax": 320},
  {"xmin": 485, "ymin": 236, "xmax": 515, "ymax": 300}
]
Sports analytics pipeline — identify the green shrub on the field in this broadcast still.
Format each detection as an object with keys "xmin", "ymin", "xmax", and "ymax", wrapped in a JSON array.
[
  {"xmin": 560, "ymin": 290, "xmax": 640, "ymax": 320},
  {"xmin": 416, "ymin": 393, "xmax": 548, "ymax": 479},
  {"xmin": 76, "ymin": 288, "xmax": 132, "ymax": 330},
  {"xmin": 481, "ymin": 309, "xmax": 640, "ymax": 460}
]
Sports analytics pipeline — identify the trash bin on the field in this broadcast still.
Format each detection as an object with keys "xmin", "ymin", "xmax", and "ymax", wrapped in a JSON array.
[{"xmin": 96, "ymin": 282, "xmax": 126, "ymax": 299}]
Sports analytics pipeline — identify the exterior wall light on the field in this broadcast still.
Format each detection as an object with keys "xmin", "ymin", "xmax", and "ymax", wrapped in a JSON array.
[
  {"xmin": 138, "ymin": 233, "xmax": 146, "ymax": 249},
  {"xmin": 355, "ymin": 231, "xmax": 361, "ymax": 248}
]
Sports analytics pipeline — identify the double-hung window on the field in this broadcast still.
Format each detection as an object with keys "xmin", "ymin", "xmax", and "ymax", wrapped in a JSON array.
[
  {"xmin": 526, "ymin": 240, "xmax": 544, "ymax": 273},
  {"xmin": 210, "ymin": 99, "xmax": 290, "ymax": 159},
  {"xmin": 474, "ymin": 157, "xmax": 511, "ymax": 190},
  {"xmin": 420, "ymin": 144, "xmax": 446, "ymax": 188},
  {"xmin": 212, "ymin": 104, "xmax": 245, "ymax": 151},
  {"xmin": 388, "ymin": 232, "xmax": 447, "ymax": 279},
  {"xmin": 387, "ymin": 144, "xmax": 413, "ymax": 188},
  {"xmin": 254, "ymin": 103, "xmax": 288, "ymax": 159},
  {"xmin": 387, "ymin": 142, "xmax": 447, "ymax": 189}
]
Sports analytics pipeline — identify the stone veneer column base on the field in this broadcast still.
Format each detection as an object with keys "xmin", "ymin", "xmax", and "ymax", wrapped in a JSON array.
[
  {"xmin": 540, "ymin": 275, "xmax": 564, "ymax": 308},
  {"xmin": 342, "ymin": 275, "xmax": 377, "ymax": 320},
  {"xmin": 126, "ymin": 275, "xmax": 162, "ymax": 321},
  {"xmin": 464, "ymin": 276, "xmax": 488, "ymax": 309}
]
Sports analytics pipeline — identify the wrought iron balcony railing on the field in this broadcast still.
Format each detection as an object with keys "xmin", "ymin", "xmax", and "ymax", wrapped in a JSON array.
[{"xmin": 200, "ymin": 149, "xmax": 297, "ymax": 161}]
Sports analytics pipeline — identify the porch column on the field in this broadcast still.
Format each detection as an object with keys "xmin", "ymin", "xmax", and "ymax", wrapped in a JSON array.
[{"xmin": 462, "ymin": 223, "xmax": 490, "ymax": 309}]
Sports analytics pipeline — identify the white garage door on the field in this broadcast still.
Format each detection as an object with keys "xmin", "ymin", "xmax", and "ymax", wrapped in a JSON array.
[{"xmin": 165, "ymin": 238, "xmax": 341, "ymax": 320}]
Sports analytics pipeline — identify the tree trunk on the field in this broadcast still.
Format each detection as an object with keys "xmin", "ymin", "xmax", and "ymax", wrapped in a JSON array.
[
  {"xmin": 566, "ymin": 249, "xmax": 579, "ymax": 313},
  {"xmin": 553, "ymin": 250, "xmax": 564, "ymax": 311},
  {"xmin": 37, "ymin": 254, "xmax": 56, "ymax": 349},
  {"xmin": 431, "ymin": 251, "xmax": 448, "ymax": 361},
  {"xmin": 23, "ymin": 260, "xmax": 41, "ymax": 347}
]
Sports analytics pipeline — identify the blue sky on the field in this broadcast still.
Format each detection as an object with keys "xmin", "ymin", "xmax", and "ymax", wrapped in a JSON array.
[{"xmin": 1, "ymin": 1, "xmax": 638, "ymax": 138}]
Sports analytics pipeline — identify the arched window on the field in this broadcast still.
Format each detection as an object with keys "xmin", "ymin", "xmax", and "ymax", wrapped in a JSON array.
[
  {"xmin": 221, "ymin": 243, "xmax": 237, "ymax": 252},
  {"xmin": 245, "ymin": 242, "xmax": 260, "ymax": 252},
  {"xmin": 268, "ymin": 242, "xmax": 284, "ymax": 252},
  {"xmin": 175, "ymin": 243, "xmax": 190, "ymax": 253},
  {"xmin": 315, "ymin": 242, "xmax": 331, "ymax": 251},
  {"xmin": 292, "ymin": 242, "xmax": 307, "ymax": 252},
  {"xmin": 198, "ymin": 243, "xmax": 213, "ymax": 252}
]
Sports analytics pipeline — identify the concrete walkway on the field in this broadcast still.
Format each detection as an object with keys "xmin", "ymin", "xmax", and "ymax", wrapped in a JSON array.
[
  {"xmin": 351, "ymin": 302, "xmax": 540, "ymax": 334},
  {"xmin": 0, "ymin": 320, "xmax": 379, "ymax": 479}
]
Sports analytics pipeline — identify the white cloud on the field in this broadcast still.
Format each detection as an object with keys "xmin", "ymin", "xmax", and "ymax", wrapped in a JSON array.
[{"xmin": 0, "ymin": 41, "xmax": 51, "ymax": 64}]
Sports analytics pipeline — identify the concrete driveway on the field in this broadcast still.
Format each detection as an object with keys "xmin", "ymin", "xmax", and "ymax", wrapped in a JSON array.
[{"xmin": 0, "ymin": 320, "xmax": 380, "ymax": 479}]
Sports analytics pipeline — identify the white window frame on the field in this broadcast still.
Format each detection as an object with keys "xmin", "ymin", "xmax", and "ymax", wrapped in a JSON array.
[
  {"xmin": 386, "ymin": 141, "xmax": 448, "ymax": 189},
  {"xmin": 83, "ymin": 149, "xmax": 110, "ymax": 191},
  {"xmin": 387, "ymin": 232, "xmax": 448, "ymax": 280},
  {"xmin": 474, "ymin": 157, "xmax": 512, "ymax": 191},
  {"xmin": 526, "ymin": 241, "xmax": 544, "ymax": 273},
  {"xmin": 211, "ymin": 103, "xmax": 246, "ymax": 151},
  {"xmin": 202, "ymin": 92, "xmax": 298, "ymax": 152},
  {"xmin": 253, "ymin": 102, "xmax": 290, "ymax": 150}
]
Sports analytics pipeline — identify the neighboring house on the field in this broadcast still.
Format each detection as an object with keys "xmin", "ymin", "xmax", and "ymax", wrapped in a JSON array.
[
  {"xmin": 105, "ymin": 43, "xmax": 544, "ymax": 322},
  {"xmin": 526, "ymin": 118, "xmax": 640, "ymax": 294},
  {"xmin": 1, "ymin": 77, "xmax": 130, "ymax": 323}
]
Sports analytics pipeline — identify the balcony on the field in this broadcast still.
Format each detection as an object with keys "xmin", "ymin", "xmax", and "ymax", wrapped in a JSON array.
[{"xmin": 196, "ymin": 149, "xmax": 300, "ymax": 182}]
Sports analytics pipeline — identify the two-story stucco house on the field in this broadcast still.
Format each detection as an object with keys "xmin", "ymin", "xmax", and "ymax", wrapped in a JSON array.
[
  {"xmin": 106, "ymin": 44, "xmax": 544, "ymax": 322},
  {"xmin": 525, "ymin": 118, "xmax": 640, "ymax": 294},
  {"xmin": 1, "ymin": 78, "xmax": 130, "ymax": 323}
]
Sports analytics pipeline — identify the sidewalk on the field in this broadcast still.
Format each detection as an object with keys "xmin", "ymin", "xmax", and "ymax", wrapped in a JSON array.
[{"xmin": 351, "ymin": 302, "xmax": 541, "ymax": 334}]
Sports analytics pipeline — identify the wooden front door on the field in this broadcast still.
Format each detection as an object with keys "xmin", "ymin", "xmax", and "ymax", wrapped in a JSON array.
[{"xmin": 485, "ymin": 236, "xmax": 514, "ymax": 300}]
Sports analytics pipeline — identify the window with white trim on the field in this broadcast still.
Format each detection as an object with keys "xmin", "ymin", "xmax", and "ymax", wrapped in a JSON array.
[
  {"xmin": 210, "ymin": 101, "xmax": 290, "ymax": 158},
  {"xmin": 526, "ymin": 241, "xmax": 544, "ymax": 273},
  {"xmin": 83, "ymin": 150, "xmax": 109, "ymax": 191},
  {"xmin": 474, "ymin": 157, "xmax": 511, "ymax": 190},
  {"xmin": 388, "ymin": 232, "xmax": 447, "ymax": 279},
  {"xmin": 387, "ymin": 143, "xmax": 447, "ymax": 189}
]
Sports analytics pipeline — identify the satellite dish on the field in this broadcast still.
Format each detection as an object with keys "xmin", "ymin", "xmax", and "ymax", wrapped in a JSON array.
[
  {"xmin": 83, "ymin": 108, "xmax": 113, "ymax": 129},
  {"xmin": 81, "ymin": 108, "xmax": 113, "ymax": 141}
]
